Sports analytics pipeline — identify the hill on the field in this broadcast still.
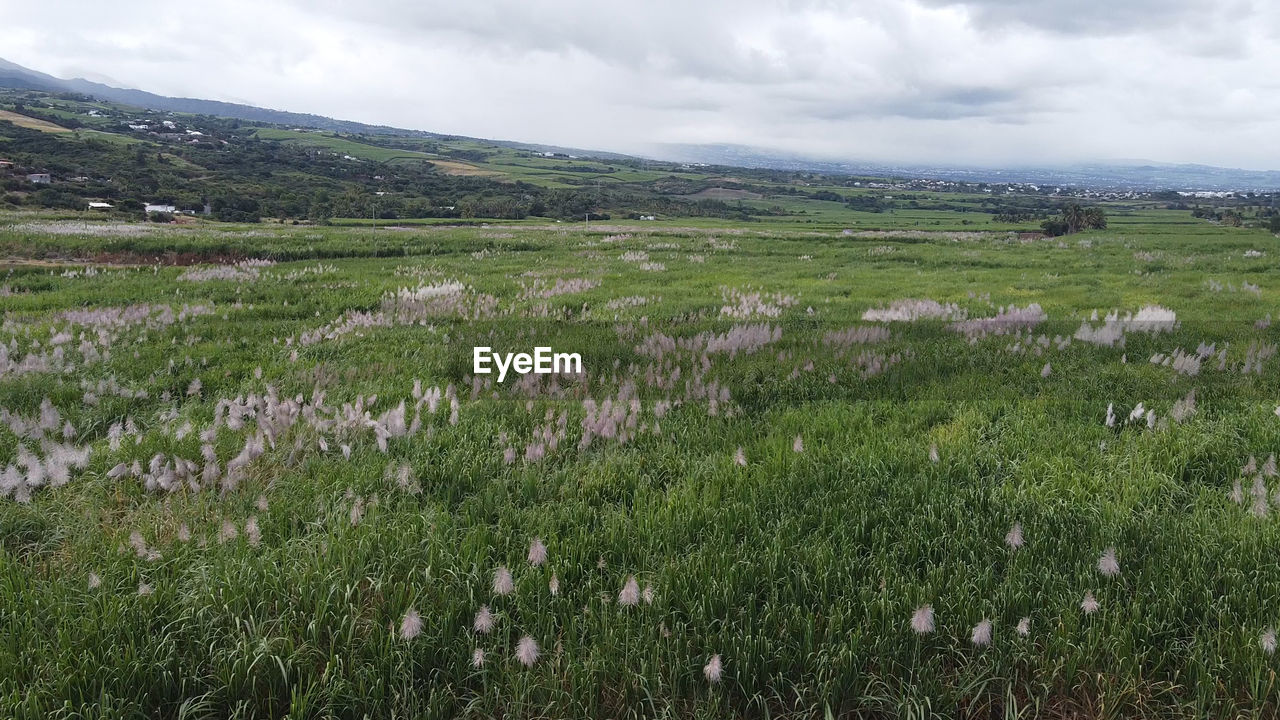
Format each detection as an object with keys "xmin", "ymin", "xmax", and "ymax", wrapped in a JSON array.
[
  {"xmin": 0, "ymin": 58, "xmax": 434, "ymax": 136},
  {"xmin": 7, "ymin": 58, "xmax": 1280, "ymax": 192},
  {"xmin": 0, "ymin": 59, "xmax": 1277, "ymax": 229}
]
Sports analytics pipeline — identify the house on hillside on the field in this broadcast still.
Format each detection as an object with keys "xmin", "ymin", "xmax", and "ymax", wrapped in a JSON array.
[
  {"xmin": 27, "ymin": 173, "xmax": 51, "ymax": 184},
  {"xmin": 87, "ymin": 201, "xmax": 113, "ymax": 211},
  {"xmin": 145, "ymin": 203, "xmax": 177, "ymax": 214}
]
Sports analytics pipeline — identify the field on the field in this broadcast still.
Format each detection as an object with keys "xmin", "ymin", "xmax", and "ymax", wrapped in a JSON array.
[
  {"xmin": 0, "ymin": 108, "xmax": 72, "ymax": 133},
  {"xmin": 248, "ymin": 128, "xmax": 720, "ymax": 189},
  {"xmin": 2, "ymin": 212, "xmax": 1280, "ymax": 718}
]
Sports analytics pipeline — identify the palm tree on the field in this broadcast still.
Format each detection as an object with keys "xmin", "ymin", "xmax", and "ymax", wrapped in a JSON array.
[{"xmin": 1063, "ymin": 203, "xmax": 1086, "ymax": 234}]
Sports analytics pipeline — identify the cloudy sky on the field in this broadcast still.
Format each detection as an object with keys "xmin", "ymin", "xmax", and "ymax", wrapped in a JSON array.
[{"xmin": 3, "ymin": 0, "xmax": 1278, "ymax": 168}]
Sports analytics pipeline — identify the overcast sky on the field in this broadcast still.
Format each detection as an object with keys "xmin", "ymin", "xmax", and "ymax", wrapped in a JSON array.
[{"xmin": 3, "ymin": 0, "xmax": 1279, "ymax": 168}]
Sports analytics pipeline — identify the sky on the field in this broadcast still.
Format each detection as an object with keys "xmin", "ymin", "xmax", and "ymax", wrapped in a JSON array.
[{"xmin": 3, "ymin": 0, "xmax": 1279, "ymax": 169}]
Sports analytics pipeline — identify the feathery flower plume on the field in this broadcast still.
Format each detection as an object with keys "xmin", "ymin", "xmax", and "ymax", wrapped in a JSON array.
[
  {"xmin": 138, "ymin": 582, "xmax": 153, "ymax": 596},
  {"xmin": 1016, "ymin": 617, "xmax": 1030, "ymax": 636},
  {"xmin": 177, "ymin": 524, "xmax": 191, "ymax": 542},
  {"xmin": 474, "ymin": 605, "xmax": 495, "ymax": 634},
  {"xmin": 549, "ymin": 574, "xmax": 560, "ymax": 595},
  {"xmin": 1251, "ymin": 474, "xmax": 1270, "ymax": 518},
  {"xmin": 619, "ymin": 575, "xmax": 641, "ymax": 606},
  {"xmin": 911, "ymin": 605, "xmax": 935, "ymax": 634},
  {"xmin": 929, "ymin": 443, "xmax": 940, "ymax": 463},
  {"xmin": 1105, "ymin": 403, "xmax": 1116, "ymax": 428},
  {"xmin": 245, "ymin": 516, "xmax": 261, "ymax": 547},
  {"xmin": 516, "ymin": 635, "xmax": 540, "ymax": 667},
  {"xmin": 472, "ymin": 647, "xmax": 486, "ymax": 668},
  {"xmin": 703, "ymin": 654, "xmax": 723, "ymax": 683},
  {"xmin": 1098, "ymin": 547, "xmax": 1120, "ymax": 577},
  {"xmin": 493, "ymin": 566, "xmax": 515, "ymax": 596},
  {"xmin": 88, "ymin": 572, "xmax": 101, "ymax": 589},
  {"xmin": 1262, "ymin": 628, "xmax": 1277, "ymax": 655},
  {"xmin": 528, "ymin": 538, "xmax": 548, "ymax": 566},
  {"xmin": 862, "ymin": 298, "xmax": 963, "ymax": 323},
  {"xmin": 971, "ymin": 620, "xmax": 992, "ymax": 647},
  {"xmin": 642, "ymin": 583, "xmax": 655, "ymax": 605},
  {"xmin": 734, "ymin": 447, "xmax": 747, "ymax": 467},
  {"xmin": 256, "ymin": 495, "xmax": 269, "ymax": 512},
  {"xmin": 793, "ymin": 434, "xmax": 804, "ymax": 453},
  {"xmin": 218, "ymin": 519, "xmax": 238, "ymax": 544},
  {"xmin": 1081, "ymin": 591, "xmax": 1099, "ymax": 615},
  {"xmin": 128, "ymin": 530, "xmax": 149, "ymax": 558},
  {"xmin": 1005, "ymin": 522, "xmax": 1024, "ymax": 550},
  {"xmin": 1128, "ymin": 403, "xmax": 1146, "ymax": 423},
  {"xmin": 400, "ymin": 609, "xmax": 423, "ymax": 640},
  {"xmin": 1040, "ymin": 362, "xmax": 1052, "ymax": 378}
]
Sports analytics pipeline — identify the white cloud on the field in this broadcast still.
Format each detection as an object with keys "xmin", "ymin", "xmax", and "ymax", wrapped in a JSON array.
[{"xmin": 2, "ymin": 0, "xmax": 1279, "ymax": 168}]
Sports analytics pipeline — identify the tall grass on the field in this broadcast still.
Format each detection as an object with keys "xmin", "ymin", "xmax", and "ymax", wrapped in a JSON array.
[{"xmin": 1, "ymin": 215, "xmax": 1279, "ymax": 718}]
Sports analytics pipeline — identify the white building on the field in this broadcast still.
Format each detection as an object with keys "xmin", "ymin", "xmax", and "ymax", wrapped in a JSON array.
[
  {"xmin": 87, "ymin": 201, "xmax": 113, "ymax": 210},
  {"xmin": 145, "ymin": 203, "xmax": 177, "ymax": 214}
]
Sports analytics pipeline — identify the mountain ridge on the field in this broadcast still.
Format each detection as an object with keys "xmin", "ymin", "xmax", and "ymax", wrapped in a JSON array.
[
  {"xmin": 2, "ymin": 57, "xmax": 1278, "ymax": 190},
  {"xmin": 650, "ymin": 143, "xmax": 1280, "ymax": 192}
]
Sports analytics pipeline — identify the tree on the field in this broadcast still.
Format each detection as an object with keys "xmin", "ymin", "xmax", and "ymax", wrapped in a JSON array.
[
  {"xmin": 1042, "ymin": 204, "xmax": 1105, "ymax": 236},
  {"xmin": 1040, "ymin": 218, "xmax": 1069, "ymax": 237},
  {"xmin": 1063, "ymin": 203, "xmax": 1086, "ymax": 234}
]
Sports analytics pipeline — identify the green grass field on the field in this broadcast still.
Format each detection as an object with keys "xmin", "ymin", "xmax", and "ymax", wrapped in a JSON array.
[
  {"xmin": 2, "ymin": 212, "xmax": 1279, "ymax": 718},
  {"xmin": 249, "ymin": 128, "xmax": 705, "ymax": 189}
]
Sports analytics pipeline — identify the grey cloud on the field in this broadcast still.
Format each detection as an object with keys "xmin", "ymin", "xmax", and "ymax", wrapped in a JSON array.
[
  {"xmin": 785, "ymin": 86, "xmax": 1035, "ymax": 121},
  {"xmin": 1, "ymin": 0, "xmax": 1278, "ymax": 169},
  {"xmin": 916, "ymin": 0, "xmax": 1222, "ymax": 34}
]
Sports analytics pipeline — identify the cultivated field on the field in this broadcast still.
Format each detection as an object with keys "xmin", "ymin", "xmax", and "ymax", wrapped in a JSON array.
[
  {"xmin": 0, "ymin": 108, "xmax": 72, "ymax": 133},
  {"xmin": 2, "ymin": 214, "xmax": 1279, "ymax": 719}
]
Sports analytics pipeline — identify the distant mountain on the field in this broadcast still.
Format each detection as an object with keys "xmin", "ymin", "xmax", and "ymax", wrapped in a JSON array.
[
  {"xmin": 0, "ymin": 57, "xmax": 640, "ymax": 162},
  {"xmin": 653, "ymin": 143, "xmax": 1280, "ymax": 192},
  {"xmin": 0, "ymin": 57, "xmax": 436, "ymax": 136},
  {"xmin": 4, "ymin": 56, "xmax": 1277, "ymax": 191}
]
